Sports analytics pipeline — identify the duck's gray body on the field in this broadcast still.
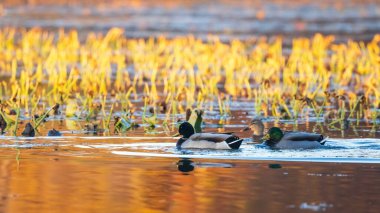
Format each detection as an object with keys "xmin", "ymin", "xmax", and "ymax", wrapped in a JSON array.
[
  {"xmin": 180, "ymin": 139, "xmax": 231, "ymax": 149},
  {"xmin": 246, "ymin": 119, "xmax": 328, "ymax": 149},
  {"xmin": 265, "ymin": 131, "xmax": 327, "ymax": 149},
  {"xmin": 177, "ymin": 121, "xmax": 242, "ymax": 150},
  {"xmin": 177, "ymin": 132, "xmax": 243, "ymax": 150}
]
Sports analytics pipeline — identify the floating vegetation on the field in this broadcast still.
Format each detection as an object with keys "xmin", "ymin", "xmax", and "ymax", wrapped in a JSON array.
[{"xmin": 0, "ymin": 28, "xmax": 379, "ymax": 136}]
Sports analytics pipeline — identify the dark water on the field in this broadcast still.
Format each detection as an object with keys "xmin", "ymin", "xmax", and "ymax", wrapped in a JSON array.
[{"xmin": 1, "ymin": 0, "xmax": 380, "ymax": 43}]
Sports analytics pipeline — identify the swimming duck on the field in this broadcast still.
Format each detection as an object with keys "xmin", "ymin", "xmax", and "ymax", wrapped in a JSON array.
[
  {"xmin": 242, "ymin": 118, "xmax": 265, "ymax": 137},
  {"xmin": 176, "ymin": 122, "xmax": 243, "ymax": 149},
  {"xmin": 262, "ymin": 127, "xmax": 327, "ymax": 149},
  {"xmin": 246, "ymin": 119, "xmax": 327, "ymax": 149}
]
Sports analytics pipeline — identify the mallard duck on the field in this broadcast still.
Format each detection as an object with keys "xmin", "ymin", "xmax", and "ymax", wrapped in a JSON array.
[
  {"xmin": 242, "ymin": 118, "xmax": 265, "ymax": 137},
  {"xmin": 176, "ymin": 122, "xmax": 243, "ymax": 149},
  {"xmin": 262, "ymin": 127, "xmax": 327, "ymax": 149},
  {"xmin": 246, "ymin": 119, "xmax": 327, "ymax": 149}
]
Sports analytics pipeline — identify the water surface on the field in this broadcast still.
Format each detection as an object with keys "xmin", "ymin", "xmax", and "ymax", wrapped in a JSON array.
[{"xmin": 0, "ymin": 147, "xmax": 379, "ymax": 212}]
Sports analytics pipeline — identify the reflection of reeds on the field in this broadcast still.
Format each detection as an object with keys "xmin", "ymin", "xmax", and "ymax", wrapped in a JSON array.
[{"xmin": 0, "ymin": 28, "xmax": 379, "ymax": 133}]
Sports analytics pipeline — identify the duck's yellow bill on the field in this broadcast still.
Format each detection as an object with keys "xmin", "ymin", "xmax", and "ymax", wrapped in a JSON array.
[
  {"xmin": 172, "ymin": 133, "xmax": 180, "ymax": 137},
  {"xmin": 262, "ymin": 134, "xmax": 270, "ymax": 141}
]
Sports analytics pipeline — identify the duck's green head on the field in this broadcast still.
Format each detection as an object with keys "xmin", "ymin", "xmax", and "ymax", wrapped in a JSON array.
[
  {"xmin": 262, "ymin": 127, "xmax": 283, "ymax": 145},
  {"xmin": 178, "ymin": 122, "xmax": 195, "ymax": 138}
]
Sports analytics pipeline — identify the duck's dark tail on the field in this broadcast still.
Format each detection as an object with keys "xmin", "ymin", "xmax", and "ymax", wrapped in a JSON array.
[
  {"xmin": 320, "ymin": 136, "xmax": 329, "ymax": 145},
  {"xmin": 225, "ymin": 136, "xmax": 243, "ymax": 149}
]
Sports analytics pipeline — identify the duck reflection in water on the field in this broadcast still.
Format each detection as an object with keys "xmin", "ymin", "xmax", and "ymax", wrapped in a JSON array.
[
  {"xmin": 177, "ymin": 159, "xmax": 235, "ymax": 173},
  {"xmin": 177, "ymin": 159, "xmax": 194, "ymax": 173}
]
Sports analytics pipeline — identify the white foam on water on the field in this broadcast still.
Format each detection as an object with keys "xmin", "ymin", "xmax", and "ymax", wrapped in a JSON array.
[{"xmin": 74, "ymin": 145, "xmax": 94, "ymax": 149}]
